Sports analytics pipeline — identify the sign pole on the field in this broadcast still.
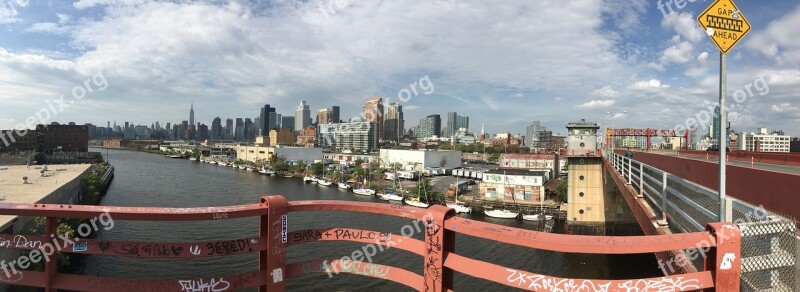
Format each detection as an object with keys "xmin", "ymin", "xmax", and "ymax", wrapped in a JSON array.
[{"xmin": 718, "ymin": 52, "xmax": 728, "ymax": 222}]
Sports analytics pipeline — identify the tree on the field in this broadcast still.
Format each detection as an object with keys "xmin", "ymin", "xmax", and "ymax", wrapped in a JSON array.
[
  {"xmin": 191, "ymin": 147, "xmax": 200, "ymax": 160},
  {"xmin": 310, "ymin": 162, "xmax": 324, "ymax": 176},
  {"xmin": 556, "ymin": 180, "xmax": 568, "ymax": 203},
  {"xmin": 411, "ymin": 178, "xmax": 434, "ymax": 199}
]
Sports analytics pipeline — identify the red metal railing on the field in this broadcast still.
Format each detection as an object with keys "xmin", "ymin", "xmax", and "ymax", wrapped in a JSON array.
[{"xmin": 0, "ymin": 197, "xmax": 741, "ymax": 291}]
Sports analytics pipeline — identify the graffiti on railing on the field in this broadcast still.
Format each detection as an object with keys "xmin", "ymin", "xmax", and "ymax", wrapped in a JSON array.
[
  {"xmin": 178, "ymin": 277, "xmax": 230, "ymax": 292},
  {"xmin": 0, "ymin": 234, "xmax": 45, "ymax": 249},
  {"xmin": 505, "ymin": 268, "xmax": 701, "ymax": 291}
]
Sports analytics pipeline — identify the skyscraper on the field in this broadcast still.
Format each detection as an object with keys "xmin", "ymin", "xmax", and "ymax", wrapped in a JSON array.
[
  {"xmin": 244, "ymin": 118, "xmax": 254, "ymax": 140},
  {"xmin": 211, "ymin": 117, "xmax": 222, "ymax": 140},
  {"xmin": 225, "ymin": 118, "xmax": 234, "ymax": 139},
  {"xmin": 316, "ymin": 109, "xmax": 330, "ymax": 125},
  {"xmin": 417, "ymin": 114, "xmax": 441, "ymax": 140},
  {"xmin": 259, "ymin": 104, "xmax": 276, "ymax": 137},
  {"xmin": 444, "ymin": 112, "xmax": 457, "ymax": 137},
  {"xmin": 189, "ymin": 103, "xmax": 195, "ymax": 129},
  {"xmin": 384, "ymin": 103, "xmax": 404, "ymax": 142},
  {"xmin": 235, "ymin": 118, "xmax": 244, "ymax": 140},
  {"xmin": 363, "ymin": 97, "xmax": 384, "ymax": 140},
  {"xmin": 456, "ymin": 115, "xmax": 469, "ymax": 132},
  {"xmin": 295, "ymin": 100, "xmax": 310, "ymax": 132},
  {"xmin": 330, "ymin": 106, "xmax": 341, "ymax": 124},
  {"xmin": 281, "ymin": 116, "xmax": 296, "ymax": 132}
]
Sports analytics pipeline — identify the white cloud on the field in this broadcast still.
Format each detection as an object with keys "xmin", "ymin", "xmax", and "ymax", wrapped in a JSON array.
[
  {"xmin": 771, "ymin": 103, "xmax": 798, "ymax": 112},
  {"xmin": 745, "ymin": 5, "xmax": 800, "ymax": 66},
  {"xmin": 646, "ymin": 61, "xmax": 665, "ymax": 71},
  {"xmin": 661, "ymin": 12, "xmax": 704, "ymax": 44},
  {"xmin": 697, "ymin": 52, "xmax": 709, "ymax": 63},
  {"xmin": 509, "ymin": 93, "xmax": 525, "ymax": 99},
  {"xmin": 554, "ymin": 96, "xmax": 563, "ymax": 101},
  {"xmin": 576, "ymin": 99, "xmax": 615, "ymax": 110},
  {"xmin": 660, "ymin": 36, "xmax": 694, "ymax": 64},
  {"xmin": 591, "ymin": 86, "xmax": 620, "ymax": 98},
  {"xmin": 56, "ymin": 13, "xmax": 71, "ymax": 24},
  {"xmin": 629, "ymin": 79, "xmax": 670, "ymax": 90}
]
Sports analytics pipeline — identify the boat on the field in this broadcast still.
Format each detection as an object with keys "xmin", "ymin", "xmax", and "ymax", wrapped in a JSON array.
[
  {"xmin": 209, "ymin": 161, "xmax": 217, "ymax": 165},
  {"xmin": 337, "ymin": 181, "xmax": 351, "ymax": 190},
  {"xmin": 238, "ymin": 165, "xmax": 247, "ymax": 170},
  {"xmin": 404, "ymin": 197, "xmax": 430, "ymax": 208},
  {"xmin": 484, "ymin": 209, "xmax": 519, "ymax": 219},
  {"xmin": 483, "ymin": 170, "xmax": 518, "ymax": 219},
  {"xmin": 353, "ymin": 187, "xmax": 374, "ymax": 196},
  {"xmin": 259, "ymin": 168, "xmax": 276, "ymax": 176},
  {"xmin": 522, "ymin": 214, "xmax": 554, "ymax": 221},
  {"xmin": 318, "ymin": 179, "xmax": 333, "ymax": 186},
  {"xmin": 303, "ymin": 176, "xmax": 315, "ymax": 183},
  {"xmin": 447, "ymin": 203, "xmax": 471, "ymax": 214},
  {"xmin": 283, "ymin": 173, "xmax": 294, "ymax": 178},
  {"xmin": 218, "ymin": 162, "xmax": 228, "ymax": 167},
  {"xmin": 168, "ymin": 155, "xmax": 182, "ymax": 159},
  {"xmin": 189, "ymin": 157, "xmax": 197, "ymax": 161},
  {"xmin": 380, "ymin": 192, "xmax": 404, "ymax": 201}
]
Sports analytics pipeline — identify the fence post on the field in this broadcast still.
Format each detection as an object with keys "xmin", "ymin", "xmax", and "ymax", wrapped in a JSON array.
[
  {"xmin": 260, "ymin": 195, "xmax": 288, "ymax": 292},
  {"xmin": 637, "ymin": 162, "xmax": 644, "ymax": 198},
  {"xmin": 660, "ymin": 172, "xmax": 668, "ymax": 225},
  {"xmin": 44, "ymin": 217, "xmax": 58, "ymax": 292},
  {"xmin": 423, "ymin": 205, "xmax": 455, "ymax": 292},
  {"xmin": 705, "ymin": 222, "xmax": 741, "ymax": 291},
  {"xmin": 627, "ymin": 157, "xmax": 632, "ymax": 184}
]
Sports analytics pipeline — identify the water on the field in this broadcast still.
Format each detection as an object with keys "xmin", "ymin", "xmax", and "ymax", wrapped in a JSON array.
[{"xmin": 79, "ymin": 148, "xmax": 662, "ymax": 291}]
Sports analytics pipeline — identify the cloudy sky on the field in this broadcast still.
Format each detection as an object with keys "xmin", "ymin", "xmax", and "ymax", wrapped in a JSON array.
[{"xmin": 1, "ymin": 0, "xmax": 798, "ymax": 136}]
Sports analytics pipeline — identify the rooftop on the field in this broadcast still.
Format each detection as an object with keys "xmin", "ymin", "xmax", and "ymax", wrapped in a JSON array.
[{"xmin": 0, "ymin": 164, "xmax": 92, "ymax": 228}]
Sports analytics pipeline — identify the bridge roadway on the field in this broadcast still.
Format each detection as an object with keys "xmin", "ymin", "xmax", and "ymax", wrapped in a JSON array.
[{"xmin": 659, "ymin": 150, "xmax": 800, "ymax": 175}]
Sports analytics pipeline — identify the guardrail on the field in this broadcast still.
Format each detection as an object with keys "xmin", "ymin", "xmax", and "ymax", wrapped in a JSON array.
[{"xmin": 0, "ymin": 197, "xmax": 741, "ymax": 291}]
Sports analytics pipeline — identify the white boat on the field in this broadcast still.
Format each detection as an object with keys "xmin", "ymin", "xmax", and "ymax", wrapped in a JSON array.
[
  {"xmin": 353, "ymin": 187, "xmax": 374, "ymax": 196},
  {"xmin": 218, "ymin": 162, "xmax": 228, "ymax": 167},
  {"xmin": 303, "ymin": 176, "xmax": 315, "ymax": 183},
  {"xmin": 522, "ymin": 214, "xmax": 554, "ymax": 221},
  {"xmin": 404, "ymin": 197, "xmax": 430, "ymax": 208},
  {"xmin": 337, "ymin": 182, "xmax": 351, "ymax": 190},
  {"xmin": 318, "ymin": 179, "xmax": 333, "ymax": 186},
  {"xmin": 209, "ymin": 161, "xmax": 217, "ymax": 165},
  {"xmin": 239, "ymin": 165, "xmax": 247, "ymax": 170},
  {"xmin": 230, "ymin": 163, "xmax": 237, "ymax": 168},
  {"xmin": 259, "ymin": 168, "xmax": 276, "ymax": 176},
  {"xmin": 189, "ymin": 157, "xmax": 197, "ymax": 161},
  {"xmin": 447, "ymin": 203, "xmax": 471, "ymax": 214},
  {"xmin": 484, "ymin": 209, "xmax": 519, "ymax": 219},
  {"xmin": 380, "ymin": 193, "xmax": 404, "ymax": 201}
]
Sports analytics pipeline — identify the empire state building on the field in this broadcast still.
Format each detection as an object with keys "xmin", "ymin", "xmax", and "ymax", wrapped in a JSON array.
[{"xmin": 189, "ymin": 103, "xmax": 195, "ymax": 129}]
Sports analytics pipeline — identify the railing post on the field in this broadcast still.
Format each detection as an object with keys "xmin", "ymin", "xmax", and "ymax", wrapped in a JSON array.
[
  {"xmin": 423, "ymin": 205, "xmax": 454, "ymax": 292},
  {"xmin": 637, "ymin": 162, "xmax": 644, "ymax": 198},
  {"xmin": 660, "ymin": 172, "xmax": 668, "ymax": 226},
  {"xmin": 44, "ymin": 217, "xmax": 58, "ymax": 292},
  {"xmin": 705, "ymin": 222, "xmax": 741, "ymax": 291},
  {"xmin": 627, "ymin": 157, "xmax": 632, "ymax": 184},
  {"xmin": 260, "ymin": 195, "xmax": 288, "ymax": 292}
]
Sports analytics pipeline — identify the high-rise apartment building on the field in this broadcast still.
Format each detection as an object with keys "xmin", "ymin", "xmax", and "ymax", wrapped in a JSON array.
[
  {"xmin": 384, "ymin": 103, "xmax": 404, "ymax": 142},
  {"xmin": 363, "ymin": 97, "xmax": 384, "ymax": 140},
  {"xmin": 295, "ymin": 100, "xmax": 311, "ymax": 132},
  {"xmin": 316, "ymin": 109, "xmax": 331, "ymax": 125},
  {"xmin": 417, "ymin": 114, "xmax": 441, "ymax": 140},
  {"xmin": 318, "ymin": 122, "xmax": 378, "ymax": 153}
]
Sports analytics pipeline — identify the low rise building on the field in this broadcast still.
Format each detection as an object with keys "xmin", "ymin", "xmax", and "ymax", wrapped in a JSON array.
[
  {"xmin": 322, "ymin": 152, "xmax": 377, "ymax": 165},
  {"xmin": 479, "ymin": 169, "xmax": 546, "ymax": 202},
  {"xmin": 739, "ymin": 128, "xmax": 791, "ymax": 152},
  {"xmin": 499, "ymin": 153, "xmax": 557, "ymax": 180},
  {"xmin": 379, "ymin": 149, "xmax": 461, "ymax": 170},
  {"xmin": 236, "ymin": 145, "xmax": 322, "ymax": 164}
]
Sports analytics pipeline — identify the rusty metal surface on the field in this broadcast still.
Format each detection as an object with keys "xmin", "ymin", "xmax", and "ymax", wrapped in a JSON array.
[
  {"xmin": 705, "ymin": 222, "xmax": 742, "ymax": 291},
  {"xmin": 288, "ymin": 228, "xmax": 424, "ymax": 256},
  {"xmin": 444, "ymin": 216, "xmax": 715, "ymax": 254},
  {"xmin": 286, "ymin": 259, "xmax": 424, "ymax": 290},
  {"xmin": 0, "ymin": 202, "xmax": 265, "ymax": 221},
  {"xmin": 443, "ymin": 252, "xmax": 714, "ymax": 291},
  {"xmin": 1, "ymin": 271, "xmax": 264, "ymax": 291},
  {"xmin": 288, "ymin": 200, "xmax": 429, "ymax": 220},
  {"xmin": 0, "ymin": 234, "xmax": 266, "ymax": 258}
]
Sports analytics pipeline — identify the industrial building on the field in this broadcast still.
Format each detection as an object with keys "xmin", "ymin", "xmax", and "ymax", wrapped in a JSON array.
[
  {"xmin": 479, "ymin": 169, "xmax": 546, "ymax": 202},
  {"xmin": 378, "ymin": 149, "xmax": 461, "ymax": 170}
]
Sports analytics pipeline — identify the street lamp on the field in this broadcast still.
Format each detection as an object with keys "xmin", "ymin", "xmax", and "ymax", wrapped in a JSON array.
[{"xmin": 606, "ymin": 111, "xmax": 627, "ymax": 150}]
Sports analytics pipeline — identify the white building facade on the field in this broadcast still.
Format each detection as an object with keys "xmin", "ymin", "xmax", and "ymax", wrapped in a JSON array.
[
  {"xmin": 379, "ymin": 149, "xmax": 462, "ymax": 170},
  {"xmin": 739, "ymin": 128, "xmax": 791, "ymax": 152}
]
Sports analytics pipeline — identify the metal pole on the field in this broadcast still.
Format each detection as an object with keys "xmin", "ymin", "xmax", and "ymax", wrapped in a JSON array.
[{"xmin": 718, "ymin": 52, "xmax": 728, "ymax": 222}]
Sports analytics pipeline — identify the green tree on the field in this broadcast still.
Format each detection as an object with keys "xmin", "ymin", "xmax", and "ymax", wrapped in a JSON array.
[
  {"xmin": 191, "ymin": 147, "xmax": 200, "ymax": 159},
  {"xmin": 310, "ymin": 162, "xmax": 324, "ymax": 176},
  {"xmin": 556, "ymin": 180, "xmax": 568, "ymax": 203},
  {"xmin": 411, "ymin": 178, "xmax": 434, "ymax": 198}
]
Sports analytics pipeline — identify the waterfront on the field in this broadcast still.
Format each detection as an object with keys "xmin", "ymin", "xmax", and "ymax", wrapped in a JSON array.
[{"xmin": 79, "ymin": 148, "xmax": 662, "ymax": 291}]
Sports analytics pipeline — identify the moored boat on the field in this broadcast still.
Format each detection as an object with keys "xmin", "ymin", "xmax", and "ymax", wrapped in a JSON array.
[
  {"xmin": 404, "ymin": 197, "xmax": 430, "ymax": 208},
  {"xmin": 484, "ymin": 209, "xmax": 519, "ymax": 219}
]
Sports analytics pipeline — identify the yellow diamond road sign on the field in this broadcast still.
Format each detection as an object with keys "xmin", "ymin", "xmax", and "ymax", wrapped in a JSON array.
[{"xmin": 697, "ymin": 0, "xmax": 751, "ymax": 54}]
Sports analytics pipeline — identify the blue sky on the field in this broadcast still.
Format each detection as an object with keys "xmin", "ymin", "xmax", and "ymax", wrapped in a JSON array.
[{"xmin": 1, "ymin": 0, "xmax": 798, "ymax": 136}]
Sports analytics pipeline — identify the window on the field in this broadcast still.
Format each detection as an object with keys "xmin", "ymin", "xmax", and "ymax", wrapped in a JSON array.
[
  {"xmin": 579, "ymin": 209, "xmax": 584, "ymax": 214},
  {"xmin": 579, "ymin": 175, "xmax": 584, "ymax": 180},
  {"xmin": 579, "ymin": 192, "xmax": 584, "ymax": 197}
]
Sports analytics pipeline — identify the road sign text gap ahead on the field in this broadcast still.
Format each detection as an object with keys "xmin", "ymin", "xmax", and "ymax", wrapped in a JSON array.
[{"xmin": 697, "ymin": 0, "xmax": 751, "ymax": 54}]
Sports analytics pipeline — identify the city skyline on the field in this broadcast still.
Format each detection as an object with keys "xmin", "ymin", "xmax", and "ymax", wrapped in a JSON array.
[{"xmin": 1, "ymin": 1, "xmax": 799, "ymax": 137}]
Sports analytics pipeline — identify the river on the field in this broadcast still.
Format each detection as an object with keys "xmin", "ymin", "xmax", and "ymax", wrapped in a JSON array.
[{"xmin": 78, "ymin": 148, "xmax": 661, "ymax": 291}]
